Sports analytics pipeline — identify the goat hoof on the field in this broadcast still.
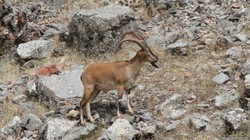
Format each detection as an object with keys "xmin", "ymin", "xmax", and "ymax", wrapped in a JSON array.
[
  {"xmin": 80, "ymin": 119, "xmax": 86, "ymax": 126},
  {"xmin": 117, "ymin": 113, "xmax": 123, "ymax": 118},
  {"xmin": 90, "ymin": 118, "xmax": 95, "ymax": 123},
  {"xmin": 129, "ymin": 110, "xmax": 135, "ymax": 115}
]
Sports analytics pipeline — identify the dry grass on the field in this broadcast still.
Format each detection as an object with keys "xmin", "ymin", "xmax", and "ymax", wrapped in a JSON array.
[
  {"xmin": 0, "ymin": 58, "xmax": 21, "ymax": 83},
  {"xmin": 0, "ymin": 93, "xmax": 48, "ymax": 128}
]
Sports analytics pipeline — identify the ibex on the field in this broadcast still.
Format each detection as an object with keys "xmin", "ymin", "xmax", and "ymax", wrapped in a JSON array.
[{"xmin": 79, "ymin": 31, "xmax": 159, "ymax": 125}]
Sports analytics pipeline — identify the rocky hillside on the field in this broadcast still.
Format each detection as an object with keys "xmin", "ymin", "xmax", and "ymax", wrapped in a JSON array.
[{"xmin": 0, "ymin": 0, "xmax": 250, "ymax": 139}]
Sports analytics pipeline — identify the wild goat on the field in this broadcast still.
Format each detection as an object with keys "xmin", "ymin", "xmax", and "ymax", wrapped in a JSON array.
[{"xmin": 79, "ymin": 31, "xmax": 159, "ymax": 125}]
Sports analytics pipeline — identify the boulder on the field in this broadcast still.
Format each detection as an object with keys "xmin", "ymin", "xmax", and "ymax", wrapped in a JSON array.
[
  {"xmin": 239, "ymin": 97, "xmax": 250, "ymax": 111},
  {"xmin": 0, "ymin": 84, "xmax": 8, "ymax": 96},
  {"xmin": 17, "ymin": 40, "xmax": 54, "ymax": 60},
  {"xmin": 189, "ymin": 113, "xmax": 210, "ymax": 131},
  {"xmin": 140, "ymin": 124, "xmax": 156, "ymax": 135},
  {"xmin": 66, "ymin": 5, "xmax": 137, "ymax": 56},
  {"xmin": 165, "ymin": 41, "xmax": 189, "ymax": 55},
  {"xmin": 242, "ymin": 58, "xmax": 250, "ymax": 75},
  {"xmin": 137, "ymin": 109, "xmax": 155, "ymax": 123},
  {"xmin": 0, "ymin": 2, "xmax": 59, "ymax": 56},
  {"xmin": 160, "ymin": 94, "xmax": 183, "ymax": 107},
  {"xmin": 214, "ymin": 89, "xmax": 239, "ymax": 108},
  {"xmin": 0, "ymin": 84, "xmax": 8, "ymax": 103},
  {"xmin": 42, "ymin": 118, "xmax": 96, "ymax": 140},
  {"xmin": 165, "ymin": 120, "xmax": 181, "ymax": 131},
  {"xmin": 212, "ymin": 72, "xmax": 230, "ymax": 84},
  {"xmin": 22, "ymin": 113, "xmax": 43, "ymax": 131},
  {"xmin": 234, "ymin": 32, "xmax": 247, "ymax": 42},
  {"xmin": 98, "ymin": 119, "xmax": 140, "ymax": 140},
  {"xmin": 12, "ymin": 94, "xmax": 27, "ymax": 104},
  {"xmin": 222, "ymin": 108, "xmax": 249, "ymax": 134},
  {"xmin": 34, "ymin": 68, "xmax": 84, "ymax": 108},
  {"xmin": 226, "ymin": 46, "xmax": 242, "ymax": 60},
  {"xmin": 1, "ymin": 116, "xmax": 21, "ymax": 136},
  {"xmin": 159, "ymin": 94, "xmax": 186, "ymax": 119},
  {"xmin": 43, "ymin": 0, "xmax": 68, "ymax": 6},
  {"xmin": 244, "ymin": 74, "xmax": 250, "ymax": 97}
]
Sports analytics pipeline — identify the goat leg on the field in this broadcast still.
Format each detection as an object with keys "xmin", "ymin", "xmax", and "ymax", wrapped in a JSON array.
[
  {"xmin": 80, "ymin": 85, "xmax": 94, "ymax": 125},
  {"xmin": 86, "ymin": 89, "xmax": 100, "ymax": 123},
  {"xmin": 126, "ymin": 90, "xmax": 134, "ymax": 115},
  {"xmin": 116, "ymin": 87, "xmax": 124, "ymax": 118}
]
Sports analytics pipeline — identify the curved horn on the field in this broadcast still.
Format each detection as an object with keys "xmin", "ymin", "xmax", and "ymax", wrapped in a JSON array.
[
  {"xmin": 119, "ymin": 38, "xmax": 146, "ymax": 50},
  {"xmin": 121, "ymin": 31, "xmax": 149, "ymax": 47},
  {"xmin": 122, "ymin": 31, "xmax": 144, "ymax": 40}
]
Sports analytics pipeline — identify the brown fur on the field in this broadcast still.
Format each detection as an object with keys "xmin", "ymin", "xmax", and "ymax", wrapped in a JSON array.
[{"xmin": 79, "ymin": 32, "xmax": 158, "ymax": 125}]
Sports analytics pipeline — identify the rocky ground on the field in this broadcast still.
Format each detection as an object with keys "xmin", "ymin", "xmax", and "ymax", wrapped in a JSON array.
[{"xmin": 0, "ymin": 0, "xmax": 250, "ymax": 140}]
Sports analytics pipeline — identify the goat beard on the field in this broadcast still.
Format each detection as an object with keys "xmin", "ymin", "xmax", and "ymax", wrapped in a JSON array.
[{"xmin": 150, "ymin": 62, "xmax": 159, "ymax": 68}]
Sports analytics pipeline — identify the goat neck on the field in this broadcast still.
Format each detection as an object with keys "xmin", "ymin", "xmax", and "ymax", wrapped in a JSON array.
[{"xmin": 127, "ymin": 51, "xmax": 146, "ymax": 79}]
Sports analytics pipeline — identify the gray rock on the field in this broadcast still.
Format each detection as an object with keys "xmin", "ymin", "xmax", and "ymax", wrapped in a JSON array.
[
  {"xmin": 214, "ymin": 89, "xmax": 239, "ymax": 108},
  {"xmin": 226, "ymin": 46, "xmax": 242, "ymax": 60},
  {"xmin": 222, "ymin": 108, "xmax": 248, "ymax": 132},
  {"xmin": 44, "ymin": 0, "xmax": 67, "ymax": 6},
  {"xmin": 204, "ymin": 38, "xmax": 213, "ymax": 46},
  {"xmin": 0, "ymin": 84, "xmax": 8, "ymax": 103},
  {"xmin": 165, "ymin": 31, "xmax": 180, "ymax": 44},
  {"xmin": 189, "ymin": 113, "xmax": 210, "ymax": 131},
  {"xmin": 199, "ymin": 0, "xmax": 212, "ymax": 4},
  {"xmin": 17, "ymin": 40, "xmax": 54, "ymax": 60},
  {"xmin": 61, "ymin": 126, "xmax": 98, "ymax": 140},
  {"xmin": 166, "ymin": 42, "xmax": 189, "ymax": 55},
  {"xmin": 22, "ymin": 60, "xmax": 36, "ymax": 70},
  {"xmin": 137, "ymin": 84, "xmax": 145, "ymax": 91},
  {"xmin": 42, "ymin": 28, "xmax": 61, "ymax": 39},
  {"xmin": 0, "ymin": 84, "xmax": 8, "ymax": 96},
  {"xmin": 140, "ymin": 125, "xmax": 156, "ymax": 135},
  {"xmin": 165, "ymin": 120, "xmax": 181, "ymax": 131},
  {"xmin": 10, "ymin": 85, "xmax": 28, "ymax": 95},
  {"xmin": 216, "ymin": 36, "xmax": 232, "ymax": 48},
  {"xmin": 234, "ymin": 32, "xmax": 247, "ymax": 42},
  {"xmin": 17, "ymin": 22, "xmax": 43, "ymax": 43},
  {"xmin": 66, "ymin": 5, "xmax": 137, "ymax": 56},
  {"xmin": 239, "ymin": 97, "xmax": 250, "ymax": 110},
  {"xmin": 242, "ymin": 59, "xmax": 250, "ymax": 75},
  {"xmin": 19, "ymin": 102, "xmax": 36, "ymax": 113},
  {"xmin": 196, "ymin": 103, "xmax": 210, "ymax": 110},
  {"xmin": 22, "ymin": 113, "xmax": 43, "ymax": 131},
  {"xmin": 43, "ymin": 23, "xmax": 67, "ymax": 39},
  {"xmin": 55, "ymin": 105, "xmax": 76, "ymax": 116},
  {"xmin": 12, "ymin": 94, "xmax": 27, "ymax": 104},
  {"xmin": 159, "ymin": 94, "xmax": 185, "ymax": 119},
  {"xmin": 160, "ymin": 94, "xmax": 182, "ymax": 107},
  {"xmin": 246, "ymin": 40, "xmax": 250, "ymax": 45},
  {"xmin": 137, "ymin": 110, "xmax": 154, "ymax": 123},
  {"xmin": 212, "ymin": 72, "xmax": 230, "ymax": 84},
  {"xmin": 23, "ymin": 130, "xmax": 33, "ymax": 138},
  {"xmin": 147, "ymin": 35, "xmax": 165, "ymax": 47},
  {"xmin": 123, "ymin": 114, "xmax": 135, "ymax": 124},
  {"xmin": 44, "ymin": 118, "xmax": 96, "ymax": 140},
  {"xmin": 187, "ymin": 94, "xmax": 197, "ymax": 103},
  {"xmin": 244, "ymin": 74, "xmax": 250, "ymax": 97},
  {"xmin": 98, "ymin": 119, "xmax": 140, "ymax": 140},
  {"xmin": 1, "ymin": 116, "xmax": 21, "ymax": 136},
  {"xmin": 187, "ymin": 94, "xmax": 197, "ymax": 100},
  {"xmin": 171, "ymin": 109, "xmax": 186, "ymax": 119},
  {"xmin": 34, "ymin": 69, "xmax": 84, "ymax": 108}
]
